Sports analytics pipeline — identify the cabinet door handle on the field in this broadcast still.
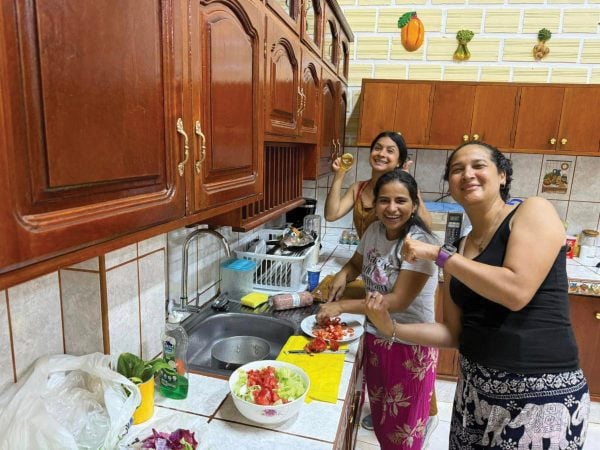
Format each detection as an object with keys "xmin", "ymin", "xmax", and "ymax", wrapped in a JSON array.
[
  {"xmin": 176, "ymin": 118, "xmax": 189, "ymax": 177},
  {"xmin": 336, "ymin": 138, "xmax": 342, "ymax": 154},
  {"xmin": 462, "ymin": 134, "xmax": 469, "ymax": 142},
  {"xmin": 595, "ymin": 312, "xmax": 600, "ymax": 320},
  {"xmin": 301, "ymin": 88, "xmax": 306, "ymax": 113},
  {"xmin": 472, "ymin": 133, "xmax": 480, "ymax": 141},
  {"xmin": 331, "ymin": 139, "xmax": 338, "ymax": 160},
  {"xmin": 549, "ymin": 137, "xmax": 557, "ymax": 145},
  {"xmin": 194, "ymin": 120, "xmax": 206, "ymax": 174},
  {"xmin": 561, "ymin": 138, "xmax": 568, "ymax": 145}
]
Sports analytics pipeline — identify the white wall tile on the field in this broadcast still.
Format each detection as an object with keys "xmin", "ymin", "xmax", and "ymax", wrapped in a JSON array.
[
  {"xmin": 0, "ymin": 290, "xmax": 13, "ymax": 390},
  {"xmin": 509, "ymin": 153, "xmax": 543, "ymax": 199},
  {"xmin": 106, "ymin": 262, "xmax": 140, "ymax": 356},
  {"xmin": 139, "ymin": 251, "xmax": 166, "ymax": 360},
  {"xmin": 8, "ymin": 273, "xmax": 63, "ymax": 379},
  {"xmin": 138, "ymin": 233, "xmax": 166, "ymax": 257},
  {"xmin": 105, "ymin": 243, "xmax": 137, "ymax": 269},
  {"xmin": 60, "ymin": 269, "xmax": 103, "ymax": 355},
  {"xmin": 414, "ymin": 149, "xmax": 449, "ymax": 193},
  {"xmin": 68, "ymin": 257, "xmax": 99, "ymax": 271},
  {"xmin": 548, "ymin": 200, "xmax": 569, "ymax": 222},
  {"xmin": 566, "ymin": 201, "xmax": 600, "ymax": 234},
  {"xmin": 570, "ymin": 156, "xmax": 600, "ymax": 202}
]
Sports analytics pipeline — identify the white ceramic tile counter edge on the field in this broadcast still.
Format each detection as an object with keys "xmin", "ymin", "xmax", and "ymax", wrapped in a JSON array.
[{"xmin": 121, "ymin": 332, "xmax": 364, "ymax": 449}]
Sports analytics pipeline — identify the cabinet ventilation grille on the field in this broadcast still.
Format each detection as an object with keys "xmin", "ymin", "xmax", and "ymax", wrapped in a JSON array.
[{"xmin": 242, "ymin": 143, "xmax": 303, "ymax": 222}]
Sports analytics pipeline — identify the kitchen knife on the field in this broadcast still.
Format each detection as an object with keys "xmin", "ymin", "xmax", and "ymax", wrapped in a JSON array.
[{"xmin": 285, "ymin": 349, "xmax": 348, "ymax": 354}]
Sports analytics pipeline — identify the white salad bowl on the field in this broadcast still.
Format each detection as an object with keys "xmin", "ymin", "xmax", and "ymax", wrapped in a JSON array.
[{"xmin": 228, "ymin": 359, "xmax": 310, "ymax": 425}]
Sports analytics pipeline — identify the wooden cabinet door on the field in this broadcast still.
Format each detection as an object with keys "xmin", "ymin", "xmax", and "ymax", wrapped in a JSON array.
[
  {"xmin": 336, "ymin": 83, "xmax": 348, "ymax": 158},
  {"xmin": 190, "ymin": 0, "xmax": 263, "ymax": 212},
  {"xmin": 265, "ymin": 17, "xmax": 301, "ymax": 138},
  {"xmin": 557, "ymin": 87, "xmax": 600, "ymax": 153},
  {"xmin": 318, "ymin": 72, "xmax": 337, "ymax": 177},
  {"xmin": 266, "ymin": 0, "xmax": 301, "ymax": 35},
  {"xmin": 470, "ymin": 85, "xmax": 518, "ymax": 148},
  {"xmin": 513, "ymin": 86, "xmax": 564, "ymax": 151},
  {"xmin": 435, "ymin": 284, "xmax": 459, "ymax": 379},
  {"xmin": 357, "ymin": 81, "xmax": 399, "ymax": 146},
  {"xmin": 393, "ymin": 82, "xmax": 433, "ymax": 146},
  {"xmin": 428, "ymin": 84, "xmax": 476, "ymax": 147},
  {"xmin": 300, "ymin": 0, "xmax": 321, "ymax": 56},
  {"xmin": 0, "ymin": 0, "xmax": 185, "ymax": 273},
  {"xmin": 338, "ymin": 31, "xmax": 350, "ymax": 82},
  {"xmin": 298, "ymin": 48, "xmax": 321, "ymax": 143},
  {"xmin": 322, "ymin": 4, "xmax": 338, "ymax": 73},
  {"xmin": 569, "ymin": 295, "xmax": 600, "ymax": 399}
]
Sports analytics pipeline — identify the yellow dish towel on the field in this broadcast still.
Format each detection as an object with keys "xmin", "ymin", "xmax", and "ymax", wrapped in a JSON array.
[{"xmin": 276, "ymin": 335, "xmax": 347, "ymax": 404}]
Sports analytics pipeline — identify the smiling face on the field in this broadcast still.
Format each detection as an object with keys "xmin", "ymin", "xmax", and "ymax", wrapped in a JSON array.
[
  {"xmin": 375, "ymin": 180, "xmax": 416, "ymax": 240},
  {"xmin": 446, "ymin": 144, "xmax": 507, "ymax": 206},
  {"xmin": 370, "ymin": 136, "xmax": 402, "ymax": 172}
]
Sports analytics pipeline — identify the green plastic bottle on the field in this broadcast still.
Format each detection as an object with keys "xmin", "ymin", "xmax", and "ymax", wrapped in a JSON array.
[{"xmin": 159, "ymin": 306, "xmax": 189, "ymax": 399}]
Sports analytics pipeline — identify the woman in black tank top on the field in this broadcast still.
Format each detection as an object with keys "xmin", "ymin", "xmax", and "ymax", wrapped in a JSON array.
[{"xmin": 364, "ymin": 141, "xmax": 589, "ymax": 449}]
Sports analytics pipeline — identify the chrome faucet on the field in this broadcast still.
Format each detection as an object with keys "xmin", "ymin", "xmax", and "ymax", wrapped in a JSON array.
[{"xmin": 180, "ymin": 228, "xmax": 231, "ymax": 311}]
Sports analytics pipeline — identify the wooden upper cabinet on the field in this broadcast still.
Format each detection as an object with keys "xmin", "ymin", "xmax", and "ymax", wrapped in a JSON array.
[
  {"xmin": 265, "ymin": 16, "xmax": 301, "ymax": 138},
  {"xmin": 322, "ymin": 4, "xmax": 339, "ymax": 72},
  {"xmin": 357, "ymin": 80, "xmax": 432, "ymax": 147},
  {"xmin": 0, "ymin": 0, "xmax": 185, "ymax": 273},
  {"xmin": 338, "ymin": 31, "xmax": 351, "ymax": 81},
  {"xmin": 557, "ymin": 87, "xmax": 600, "ymax": 153},
  {"xmin": 514, "ymin": 86, "xmax": 564, "ymax": 152},
  {"xmin": 298, "ymin": 48, "xmax": 321, "ymax": 143},
  {"xmin": 336, "ymin": 83, "xmax": 348, "ymax": 156},
  {"xmin": 430, "ymin": 83, "xmax": 517, "ymax": 148},
  {"xmin": 190, "ymin": 0, "xmax": 263, "ymax": 212},
  {"xmin": 300, "ymin": 0, "xmax": 322, "ymax": 55},
  {"xmin": 429, "ymin": 84, "xmax": 476, "ymax": 146},
  {"xmin": 470, "ymin": 85, "xmax": 518, "ymax": 148},
  {"xmin": 266, "ymin": 0, "xmax": 301, "ymax": 34},
  {"xmin": 315, "ymin": 69, "xmax": 337, "ymax": 178}
]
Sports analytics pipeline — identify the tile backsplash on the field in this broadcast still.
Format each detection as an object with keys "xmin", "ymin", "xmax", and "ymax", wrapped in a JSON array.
[{"xmin": 305, "ymin": 147, "xmax": 600, "ymax": 237}]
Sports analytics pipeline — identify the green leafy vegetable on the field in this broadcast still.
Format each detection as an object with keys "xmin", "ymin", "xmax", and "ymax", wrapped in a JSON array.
[
  {"xmin": 116, "ymin": 352, "xmax": 171, "ymax": 384},
  {"xmin": 232, "ymin": 367, "xmax": 306, "ymax": 405},
  {"xmin": 537, "ymin": 28, "xmax": 552, "ymax": 42},
  {"xmin": 454, "ymin": 29, "xmax": 474, "ymax": 61}
]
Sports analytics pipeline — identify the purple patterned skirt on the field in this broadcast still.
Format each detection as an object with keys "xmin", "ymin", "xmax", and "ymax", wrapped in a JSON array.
[
  {"xmin": 364, "ymin": 332, "xmax": 438, "ymax": 449},
  {"xmin": 451, "ymin": 356, "xmax": 590, "ymax": 450}
]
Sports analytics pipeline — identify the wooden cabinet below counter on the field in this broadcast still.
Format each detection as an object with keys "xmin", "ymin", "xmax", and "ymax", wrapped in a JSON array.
[{"xmin": 569, "ymin": 294, "xmax": 600, "ymax": 401}]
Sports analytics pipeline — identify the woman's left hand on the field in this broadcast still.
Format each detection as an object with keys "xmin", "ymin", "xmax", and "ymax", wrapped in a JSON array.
[{"xmin": 365, "ymin": 291, "xmax": 395, "ymax": 337}]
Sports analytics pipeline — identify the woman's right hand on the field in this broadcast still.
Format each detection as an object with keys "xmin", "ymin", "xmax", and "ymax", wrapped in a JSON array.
[
  {"xmin": 331, "ymin": 156, "xmax": 342, "ymax": 174},
  {"xmin": 327, "ymin": 272, "xmax": 347, "ymax": 302},
  {"xmin": 365, "ymin": 291, "xmax": 395, "ymax": 337}
]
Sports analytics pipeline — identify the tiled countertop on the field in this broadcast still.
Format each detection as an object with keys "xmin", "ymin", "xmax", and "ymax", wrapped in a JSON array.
[
  {"xmin": 121, "ymin": 337, "xmax": 363, "ymax": 449},
  {"xmin": 567, "ymin": 256, "xmax": 600, "ymax": 296}
]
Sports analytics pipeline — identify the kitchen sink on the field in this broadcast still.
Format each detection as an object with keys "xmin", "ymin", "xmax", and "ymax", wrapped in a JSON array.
[{"xmin": 184, "ymin": 311, "xmax": 298, "ymax": 376}]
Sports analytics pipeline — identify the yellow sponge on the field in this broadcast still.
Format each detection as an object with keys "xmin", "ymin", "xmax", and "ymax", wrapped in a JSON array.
[{"xmin": 241, "ymin": 292, "xmax": 269, "ymax": 308}]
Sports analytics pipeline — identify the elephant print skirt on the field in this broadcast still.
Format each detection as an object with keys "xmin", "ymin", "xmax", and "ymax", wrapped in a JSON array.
[{"xmin": 450, "ymin": 356, "xmax": 589, "ymax": 450}]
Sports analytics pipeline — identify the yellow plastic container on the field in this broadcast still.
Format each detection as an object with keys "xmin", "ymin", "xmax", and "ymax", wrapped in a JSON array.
[{"xmin": 132, "ymin": 377, "xmax": 155, "ymax": 424}]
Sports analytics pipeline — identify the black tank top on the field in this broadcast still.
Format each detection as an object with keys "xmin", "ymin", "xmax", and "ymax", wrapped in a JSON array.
[{"xmin": 450, "ymin": 207, "xmax": 579, "ymax": 374}]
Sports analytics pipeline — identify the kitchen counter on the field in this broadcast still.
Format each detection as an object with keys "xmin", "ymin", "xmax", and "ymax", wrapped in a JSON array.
[
  {"xmin": 121, "ymin": 332, "xmax": 364, "ymax": 449},
  {"xmin": 567, "ymin": 255, "xmax": 600, "ymax": 296}
]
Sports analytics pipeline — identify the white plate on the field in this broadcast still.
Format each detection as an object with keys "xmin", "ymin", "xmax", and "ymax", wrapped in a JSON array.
[{"xmin": 300, "ymin": 313, "xmax": 364, "ymax": 343}]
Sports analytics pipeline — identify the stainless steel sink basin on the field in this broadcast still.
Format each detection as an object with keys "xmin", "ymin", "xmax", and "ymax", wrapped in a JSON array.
[{"xmin": 184, "ymin": 312, "xmax": 297, "ymax": 375}]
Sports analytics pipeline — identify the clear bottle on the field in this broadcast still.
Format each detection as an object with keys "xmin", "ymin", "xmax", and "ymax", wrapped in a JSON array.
[{"xmin": 159, "ymin": 305, "xmax": 189, "ymax": 399}]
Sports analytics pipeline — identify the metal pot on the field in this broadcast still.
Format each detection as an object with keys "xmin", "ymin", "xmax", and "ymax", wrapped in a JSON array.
[{"xmin": 211, "ymin": 336, "xmax": 270, "ymax": 370}]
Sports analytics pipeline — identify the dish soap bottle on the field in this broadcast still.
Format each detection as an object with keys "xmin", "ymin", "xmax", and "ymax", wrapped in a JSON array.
[{"xmin": 159, "ymin": 301, "xmax": 189, "ymax": 399}]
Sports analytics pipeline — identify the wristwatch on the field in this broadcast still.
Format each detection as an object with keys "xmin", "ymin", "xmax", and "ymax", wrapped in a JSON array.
[{"xmin": 435, "ymin": 243, "xmax": 457, "ymax": 268}]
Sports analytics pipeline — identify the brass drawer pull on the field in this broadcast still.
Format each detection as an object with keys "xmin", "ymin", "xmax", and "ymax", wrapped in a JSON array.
[
  {"xmin": 595, "ymin": 312, "xmax": 600, "ymax": 320},
  {"xmin": 176, "ymin": 118, "xmax": 189, "ymax": 177}
]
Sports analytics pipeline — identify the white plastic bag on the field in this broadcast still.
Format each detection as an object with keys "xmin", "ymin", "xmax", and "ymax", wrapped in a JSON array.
[{"xmin": 0, "ymin": 352, "xmax": 140, "ymax": 450}]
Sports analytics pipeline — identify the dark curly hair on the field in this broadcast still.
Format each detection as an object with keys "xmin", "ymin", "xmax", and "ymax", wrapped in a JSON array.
[
  {"xmin": 369, "ymin": 131, "xmax": 408, "ymax": 168},
  {"xmin": 443, "ymin": 141, "xmax": 513, "ymax": 202}
]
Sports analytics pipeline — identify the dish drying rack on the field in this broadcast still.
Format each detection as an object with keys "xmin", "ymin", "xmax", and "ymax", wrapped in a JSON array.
[{"xmin": 235, "ymin": 229, "xmax": 315, "ymax": 291}]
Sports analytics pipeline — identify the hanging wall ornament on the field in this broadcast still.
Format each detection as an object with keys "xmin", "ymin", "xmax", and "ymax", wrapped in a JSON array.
[
  {"xmin": 398, "ymin": 12, "xmax": 425, "ymax": 52},
  {"xmin": 533, "ymin": 28, "xmax": 552, "ymax": 60},
  {"xmin": 453, "ymin": 29, "xmax": 474, "ymax": 61}
]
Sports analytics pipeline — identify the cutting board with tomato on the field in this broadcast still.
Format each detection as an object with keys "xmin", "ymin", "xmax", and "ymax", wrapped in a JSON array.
[{"xmin": 276, "ymin": 336, "xmax": 347, "ymax": 403}]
